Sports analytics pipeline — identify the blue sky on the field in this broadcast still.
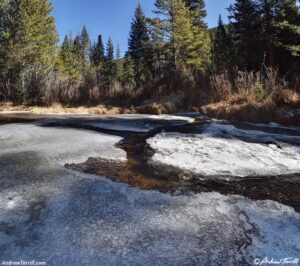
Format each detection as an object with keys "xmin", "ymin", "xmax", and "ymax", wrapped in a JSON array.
[{"xmin": 51, "ymin": 0, "xmax": 234, "ymax": 54}]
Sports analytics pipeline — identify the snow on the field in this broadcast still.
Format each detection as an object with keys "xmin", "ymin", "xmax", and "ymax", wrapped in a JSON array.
[
  {"xmin": 0, "ymin": 119, "xmax": 299, "ymax": 264},
  {"xmin": 148, "ymin": 123, "xmax": 300, "ymax": 177}
]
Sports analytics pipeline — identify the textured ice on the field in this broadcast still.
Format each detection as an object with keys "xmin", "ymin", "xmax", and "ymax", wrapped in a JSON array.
[
  {"xmin": 82, "ymin": 121, "xmax": 153, "ymax": 133},
  {"xmin": 81, "ymin": 114, "xmax": 195, "ymax": 133},
  {"xmin": 206, "ymin": 123, "xmax": 300, "ymax": 145},
  {"xmin": 148, "ymin": 123, "xmax": 300, "ymax": 177},
  {"xmin": 0, "ymin": 173, "xmax": 299, "ymax": 265},
  {"xmin": 0, "ymin": 121, "xmax": 299, "ymax": 265},
  {"xmin": 0, "ymin": 123, "xmax": 126, "ymax": 165}
]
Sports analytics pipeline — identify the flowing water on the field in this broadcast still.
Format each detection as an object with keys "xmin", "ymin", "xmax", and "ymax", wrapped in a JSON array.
[{"xmin": 0, "ymin": 113, "xmax": 299, "ymax": 265}]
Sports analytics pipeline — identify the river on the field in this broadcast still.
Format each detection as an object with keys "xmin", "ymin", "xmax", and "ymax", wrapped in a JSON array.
[{"xmin": 0, "ymin": 113, "xmax": 299, "ymax": 265}]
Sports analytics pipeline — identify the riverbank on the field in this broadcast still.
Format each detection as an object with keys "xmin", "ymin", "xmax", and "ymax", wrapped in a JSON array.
[
  {"xmin": 0, "ymin": 102, "xmax": 135, "ymax": 115},
  {"xmin": 199, "ymin": 90, "xmax": 300, "ymax": 126},
  {"xmin": 0, "ymin": 96, "xmax": 182, "ymax": 116}
]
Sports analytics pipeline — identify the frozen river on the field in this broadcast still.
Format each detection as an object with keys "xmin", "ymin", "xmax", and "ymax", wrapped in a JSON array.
[{"xmin": 0, "ymin": 113, "xmax": 299, "ymax": 265}]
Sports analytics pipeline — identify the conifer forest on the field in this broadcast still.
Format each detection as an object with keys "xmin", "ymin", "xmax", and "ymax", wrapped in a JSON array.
[{"xmin": 0, "ymin": 0, "xmax": 299, "ymax": 110}]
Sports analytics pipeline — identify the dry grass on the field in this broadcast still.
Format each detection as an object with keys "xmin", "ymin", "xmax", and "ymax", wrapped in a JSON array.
[
  {"xmin": 199, "ymin": 89, "xmax": 300, "ymax": 126},
  {"xmin": 0, "ymin": 102, "xmax": 135, "ymax": 115},
  {"xmin": 136, "ymin": 94, "xmax": 184, "ymax": 115}
]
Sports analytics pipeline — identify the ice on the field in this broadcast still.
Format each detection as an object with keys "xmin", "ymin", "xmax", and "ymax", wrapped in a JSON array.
[
  {"xmin": 0, "ymin": 120, "xmax": 299, "ymax": 265},
  {"xmin": 0, "ymin": 173, "xmax": 299, "ymax": 265},
  {"xmin": 148, "ymin": 123, "xmax": 300, "ymax": 177},
  {"xmin": 0, "ymin": 123, "xmax": 126, "ymax": 165},
  {"xmin": 81, "ymin": 114, "xmax": 195, "ymax": 133},
  {"xmin": 82, "ymin": 121, "xmax": 153, "ymax": 133},
  {"xmin": 112, "ymin": 113, "xmax": 195, "ymax": 123},
  {"xmin": 0, "ymin": 111, "xmax": 32, "ymax": 114},
  {"xmin": 206, "ymin": 123, "xmax": 300, "ymax": 145}
]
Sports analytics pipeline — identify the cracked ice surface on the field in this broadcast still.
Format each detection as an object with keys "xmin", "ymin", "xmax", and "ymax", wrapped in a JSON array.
[
  {"xmin": 148, "ymin": 123, "xmax": 300, "ymax": 177},
  {"xmin": 0, "ymin": 122, "xmax": 299, "ymax": 265},
  {"xmin": 0, "ymin": 123, "xmax": 126, "ymax": 165}
]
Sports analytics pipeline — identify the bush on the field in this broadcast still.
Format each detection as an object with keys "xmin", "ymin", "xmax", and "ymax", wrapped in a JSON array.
[{"xmin": 254, "ymin": 81, "xmax": 265, "ymax": 100}]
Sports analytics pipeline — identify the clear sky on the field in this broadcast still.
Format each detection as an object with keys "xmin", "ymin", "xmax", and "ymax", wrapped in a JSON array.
[{"xmin": 51, "ymin": 0, "xmax": 234, "ymax": 54}]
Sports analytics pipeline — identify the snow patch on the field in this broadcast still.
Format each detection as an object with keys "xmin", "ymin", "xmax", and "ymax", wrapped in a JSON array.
[{"xmin": 148, "ymin": 123, "xmax": 300, "ymax": 177}]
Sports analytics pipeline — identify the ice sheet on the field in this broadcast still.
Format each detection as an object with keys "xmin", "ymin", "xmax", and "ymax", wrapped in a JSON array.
[
  {"xmin": 148, "ymin": 123, "xmax": 300, "ymax": 176},
  {"xmin": 0, "ymin": 120, "xmax": 299, "ymax": 265}
]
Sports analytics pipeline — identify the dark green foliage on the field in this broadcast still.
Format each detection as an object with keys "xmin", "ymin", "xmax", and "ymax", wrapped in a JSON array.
[
  {"xmin": 80, "ymin": 25, "xmax": 91, "ymax": 66},
  {"xmin": 226, "ymin": 0, "xmax": 300, "ymax": 72},
  {"xmin": 259, "ymin": 0, "xmax": 300, "ymax": 69},
  {"xmin": 91, "ymin": 34, "xmax": 105, "ymax": 67},
  {"xmin": 0, "ymin": 0, "xmax": 58, "ymax": 104},
  {"xmin": 184, "ymin": 0, "xmax": 207, "ymax": 28},
  {"xmin": 122, "ymin": 55, "xmax": 136, "ymax": 86},
  {"xmin": 228, "ymin": 0, "xmax": 263, "ymax": 70},
  {"xmin": 128, "ymin": 3, "xmax": 151, "ymax": 85},
  {"xmin": 0, "ymin": 0, "xmax": 299, "ymax": 107},
  {"xmin": 104, "ymin": 37, "xmax": 117, "ymax": 85},
  {"xmin": 213, "ymin": 15, "xmax": 232, "ymax": 71}
]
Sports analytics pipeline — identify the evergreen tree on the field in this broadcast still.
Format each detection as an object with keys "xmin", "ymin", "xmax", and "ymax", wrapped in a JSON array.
[
  {"xmin": 128, "ymin": 3, "xmax": 150, "ymax": 59},
  {"xmin": 116, "ymin": 44, "xmax": 123, "ymax": 80},
  {"xmin": 19, "ymin": 0, "xmax": 58, "ymax": 71},
  {"xmin": 128, "ymin": 3, "xmax": 151, "ymax": 85},
  {"xmin": 0, "ymin": 0, "xmax": 58, "ymax": 103},
  {"xmin": 152, "ymin": 0, "xmax": 210, "ymax": 70},
  {"xmin": 91, "ymin": 34, "xmax": 105, "ymax": 67},
  {"xmin": 104, "ymin": 37, "xmax": 117, "ymax": 85},
  {"xmin": 184, "ymin": 0, "xmax": 207, "ymax": 28},
  {"xmin": 213, "ymin": 15, "xmax": 232, "ymax": 71},
  {"xmin": 122, "ymin": 55, "xmax": 136, "ymax": 86},
  {"xmin": 80, "ymin": 25, "xmax": 91, "ymax": 66},
  {"xmin": 259, "ymin": 0, "xmax": 300, "ymax": 69},
  {"xmin": 228, "ymin": 0, "xmax": 263, "ymax": 70},
  {"xmin": 172, "ymin": 0, "xmax": 195, "ymax": 68},
  {"xmin": 57, "ymin": 34, "xmax": 82, "ymax": 81}
]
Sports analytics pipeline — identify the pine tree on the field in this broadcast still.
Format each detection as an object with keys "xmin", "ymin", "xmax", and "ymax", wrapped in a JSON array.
[
  {"xmin": 228, "ymin": 0, "xmax": 263, "ymax": 70},
  {"xmin": 184, "ymin": 0, "xmax": 207, "ymax": 28},
  {"xmin": 152, "ymin": 0, "xmax": 210, "ymax": 70},
  {"xmin": 116, "ymin": 44, "xmax": 123, "ymax": 80},
  {"xmin": 104, "ymin": 37, "xmax": 117, "ymax": 85},
  {"xmin": 128, "ymin": 3, "xmax": 151, "ymax": 85},
  {"xmin": 213, "ymin": 15, "xmax": 232, "ymax": 71},
  {"xmin": 80, "ymin": 25, "xmax": 91, "ymax": 66},
  {"xmin": 172, "ymin": 0, "xmax": 195, "ymax": 68},
  {"xmin": 0, "ymin": 0, "xmax": 58, "ymax": 103},
  {"xmin": 128, "ymin": 3, "xmax": 150, "ymax": 60},
  {"xmin": 57, "ymin": 34, "xmax": 82, "ymax": 81},
  {"xmin": 20, "ymin": 0, "xmax": 58, "ymax": 67},
  {"xmin": 122, "ymin": 55, "xmax": 136, "ymax": 86},
  {"xmin": 275, "ymin": 0, "xmax": 300, "ymax": 57},
  {"xmin": 91, "ymin": 34, "xmax": 105, "ymax": 67},
  {"xmin": 259, "ymin": 0, "xmax": 300, "ymax": 69}
]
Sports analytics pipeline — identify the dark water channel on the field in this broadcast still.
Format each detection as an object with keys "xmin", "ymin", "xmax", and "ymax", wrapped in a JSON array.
[{"xmin": 1, "ymin": 113, "xmax": 300, "ymax": 212}]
